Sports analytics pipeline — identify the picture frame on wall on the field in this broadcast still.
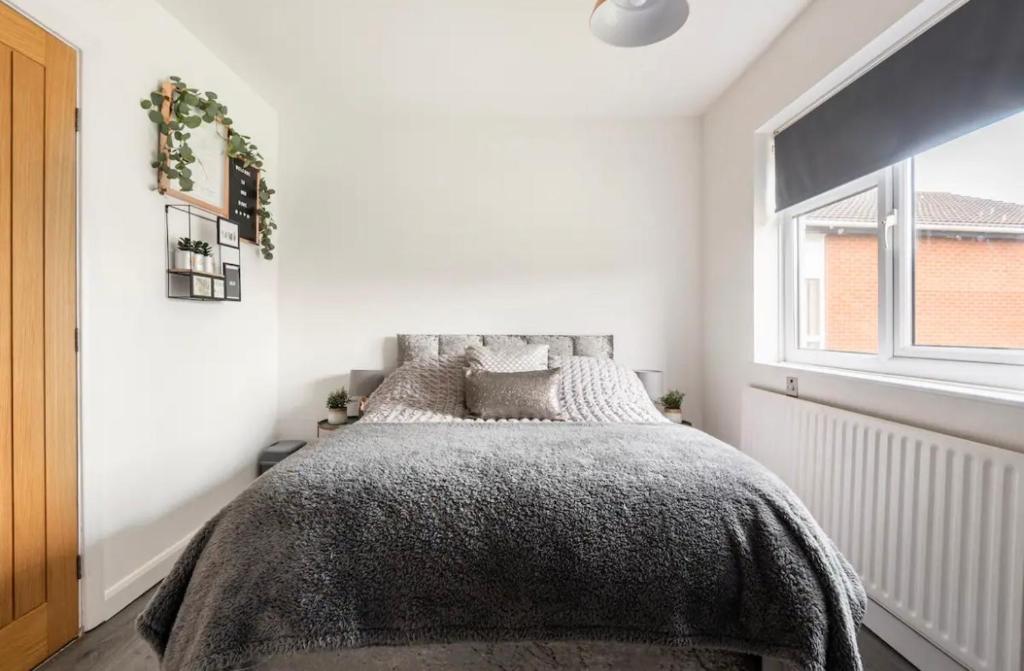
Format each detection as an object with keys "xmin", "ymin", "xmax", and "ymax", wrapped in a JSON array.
[
  {"xmin": 191, "ymin": 274, "xmax": 213, "ymax": 299},
  {"xmin": 217, "ymin": 217, "xmax": 240, "ymax": 248},
  {"xmin": 228, "ymin": 157, "xmax": 261, "ymax": 244},
  {"xmin": 157, "ymin": 81, "xmax": 229, "ymax": 218},
  {"xmin": 212, "ymin": 278, "xmax": 226, "ymax": 300},
  {"xmin": 223, "ymin": 263, "xmax": 241, "ymax": 302}
]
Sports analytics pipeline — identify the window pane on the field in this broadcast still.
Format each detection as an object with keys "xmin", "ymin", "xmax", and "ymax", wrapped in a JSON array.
[
  {"xmin": 912, "ymin": 111, "xmax": 1024, "ymax": 350},
  {"xmin": 797, "ymin": 188, "xmax": 879, "ymax": 354}
]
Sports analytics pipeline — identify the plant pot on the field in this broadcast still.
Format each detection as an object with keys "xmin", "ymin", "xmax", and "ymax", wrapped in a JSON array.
[
  {"xmin": 663, "ymin": 409, "xmax": 684, "ymax": 424},
  {"xmin": 327, "ymin": 409, "xmax": 346, "ymax": 425},
  {"xmin": 191, "ymin": 252, "xmax": 203, "ymax": 272},
  {"xmin": 203, "ymin": 255, "xmax": 215, "ymax": 275},
  {"xmin": 174, "ymin": 249, "xmax": 191, "ymax": 271}
]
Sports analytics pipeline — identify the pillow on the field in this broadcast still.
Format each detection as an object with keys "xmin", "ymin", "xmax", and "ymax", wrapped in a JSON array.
[
  {"xmin": 465, "ymin": 344, "xmax": 549, "ymax": 373},
  {"xmin": 464, "ymin": 368, "xmax": 564, "ymax": 421}
]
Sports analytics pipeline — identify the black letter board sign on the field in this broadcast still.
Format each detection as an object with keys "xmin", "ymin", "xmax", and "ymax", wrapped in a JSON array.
[{"xmin": 228, "ymin": 157, "xmax": 260, "ymax": 242}]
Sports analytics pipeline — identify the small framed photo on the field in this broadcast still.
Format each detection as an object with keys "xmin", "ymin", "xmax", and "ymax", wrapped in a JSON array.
[
  {"xmin": 191, "ymin": 274, "xmax": 213, "ymax": 299},
  {"xmin": 217, "ymin": 218, "xmax": 240, "ymax": 249},
  {"xmin": 212, "ymin": 278, "xmax": 225, "ymax": 300},
  {"xmin": 223, "ymin": 263, "xmax": 241, "ymax": 302}
]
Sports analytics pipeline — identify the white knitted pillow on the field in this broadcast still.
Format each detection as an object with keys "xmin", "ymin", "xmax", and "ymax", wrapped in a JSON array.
[{"xmin": 465, "ymin": 344, "xmax": 549, "ymax": 373}]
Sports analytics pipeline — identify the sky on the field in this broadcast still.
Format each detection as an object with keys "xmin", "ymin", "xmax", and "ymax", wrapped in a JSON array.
[{"xmin": 914, "ymin": 109, "xmax": 1024, "ymax": 205}]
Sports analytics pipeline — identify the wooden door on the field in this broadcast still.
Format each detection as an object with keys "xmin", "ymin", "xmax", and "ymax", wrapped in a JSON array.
[{"xmin": 0, "ymin": 5, "xmax": 78, "ymax": 671}]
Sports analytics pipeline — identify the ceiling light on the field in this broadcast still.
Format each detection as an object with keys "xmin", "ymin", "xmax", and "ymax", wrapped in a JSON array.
[{"xmin": 590, "ymin": 0, "xmax": 690, "ymax": 48}]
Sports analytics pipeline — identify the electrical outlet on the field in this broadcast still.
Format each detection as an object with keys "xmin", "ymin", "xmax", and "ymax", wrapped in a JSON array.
[{"xmin": 785, "ymin": 376, "xmax": 799, "ymax": 397}]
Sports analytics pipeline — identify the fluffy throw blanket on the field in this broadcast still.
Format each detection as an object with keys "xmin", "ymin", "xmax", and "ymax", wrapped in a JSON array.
[{"xmin": 138, "ymin": 423, "xmax": 865, "ymax": 671}]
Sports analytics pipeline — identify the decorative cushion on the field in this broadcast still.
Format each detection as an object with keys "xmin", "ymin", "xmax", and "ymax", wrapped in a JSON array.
[
  {"xmin": 466, "ymin": 344, "xmax": 549, "ymax": 373},
  {"xmin": 464, "ymin": 368, "xmax": 565, "ymax": 421}
]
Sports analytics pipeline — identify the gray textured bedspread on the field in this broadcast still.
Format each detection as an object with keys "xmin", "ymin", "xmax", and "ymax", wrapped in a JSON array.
[{"xmin": 137, "ymin": 423, "xmax": 865, "ymax": 671}]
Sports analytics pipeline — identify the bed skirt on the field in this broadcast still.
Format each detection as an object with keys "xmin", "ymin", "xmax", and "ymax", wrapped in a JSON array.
[{"xmin": 254, "ymin": 640, "xmax": 762, "ymax": 670}]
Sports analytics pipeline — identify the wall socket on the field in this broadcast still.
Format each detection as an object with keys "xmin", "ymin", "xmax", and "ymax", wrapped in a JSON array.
[{"xmin": 785, "ymin": 376, "xmax": 799, "ymax": 397}]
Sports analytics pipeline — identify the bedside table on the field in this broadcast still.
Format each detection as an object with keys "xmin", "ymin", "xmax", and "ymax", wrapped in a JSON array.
[
  {"xmin": 258, "ymin": 440, "xmax": 307, "ymax": 476},
  {"xmin": 318, "ymin": 416, "xmax": 358, "ymax": 437}
]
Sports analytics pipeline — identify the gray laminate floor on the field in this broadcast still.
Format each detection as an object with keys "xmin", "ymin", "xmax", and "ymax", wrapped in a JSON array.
[{"xmin": 38, "ymin": 587, "xmax": 919, "ymax": 671}]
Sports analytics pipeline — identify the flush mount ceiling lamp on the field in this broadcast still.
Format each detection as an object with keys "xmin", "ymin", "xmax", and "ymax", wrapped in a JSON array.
[{"xmin": 590, "ymin": 0, "xmax": 690, "ymax": 48}]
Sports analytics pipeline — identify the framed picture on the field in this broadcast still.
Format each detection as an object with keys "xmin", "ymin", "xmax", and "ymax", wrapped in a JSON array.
[
  {"xmin": 212, "ymin": 278, "xmax": 226, "ymax": 300},
  {"xmin": 228, "ymin": 158, "xmax": 261, "ymax": 244},
  {"xmin": 191, "ymin": 274, "xmax": 213, "ymax": 299},
  {"xmin": 157, "ymin": 81, "xmax": 229, "ymax": 217},
  {"xmin": 223, "ymin": 263, "xmax": 241, "ymax": 302},
  {"xmin": 217, "ymin": 218, "xmax": 240, "ymax": 248}
]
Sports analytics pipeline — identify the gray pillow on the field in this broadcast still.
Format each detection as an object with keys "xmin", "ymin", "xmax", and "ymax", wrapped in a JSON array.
[
  {"xmin": 465, "ymin": 344, "xmax": 549, "ymax": 372},
  {"xmin": 464, "ymin": 368, "xmax": 564, "ymax": 421}
]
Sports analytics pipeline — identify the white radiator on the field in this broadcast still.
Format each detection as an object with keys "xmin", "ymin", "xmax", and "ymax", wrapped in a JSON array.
[{"xmin": 741, "ymin": 387, "xmax": 1024, "ymax": 671}]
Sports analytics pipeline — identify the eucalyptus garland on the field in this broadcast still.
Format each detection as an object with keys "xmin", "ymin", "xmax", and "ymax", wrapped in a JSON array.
[{"xmin": 141, "ymin": 76, "xmax": 277, "ymax": 259}]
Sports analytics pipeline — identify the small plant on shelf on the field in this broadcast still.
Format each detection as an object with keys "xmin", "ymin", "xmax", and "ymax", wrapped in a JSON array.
[
  {"xmin": 326, "ymin": 388, "xmax": 349, "ymax": 425},
  {"xmin": 192, "ymin": 241, "xmax": 215, "ymax": 276},
  {"xmin": 174, "ymin": 237, "xmax": 194, "ymax": 270},
  {"xmin": 659, "ymin": 390, "xmax": 685, "ymax": 424}
]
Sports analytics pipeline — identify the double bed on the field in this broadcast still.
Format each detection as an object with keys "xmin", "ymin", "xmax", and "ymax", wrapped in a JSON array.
[{"xmin": 138, "ymin": 334, "xmax": 865, "ymax": 671}]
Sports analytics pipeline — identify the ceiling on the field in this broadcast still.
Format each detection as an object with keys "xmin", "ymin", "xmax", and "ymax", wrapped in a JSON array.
[{"xmin": 156, "ymin": 0, "xmax": 809, "ymax": 118}]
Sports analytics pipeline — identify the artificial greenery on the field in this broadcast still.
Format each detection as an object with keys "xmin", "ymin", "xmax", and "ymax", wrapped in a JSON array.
[
  {"xmin": 177, "ymin": 237, "xmax": 194, "ymax": 252},
  {"xmin": 194, "ymin": 241, "xmax": 213, "ymax": 257},
  {"xmin": 326, "ymin": 388, "xmax": 349, "ymax": 410},
  {"xmin": 140, "ymin": 76, "xmax": 278, "ymax": 260},
  {"xmin": 660, "ymin": 390, "xmax": 684, "ymax": 410}
]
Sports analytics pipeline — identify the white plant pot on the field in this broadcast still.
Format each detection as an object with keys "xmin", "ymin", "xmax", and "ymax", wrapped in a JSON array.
[
  {"xmin": 327, "ymin": 409, "xmax": 346, "ymax": 425},
  {"xmin": 663, "ymin": 409, "xmax": 684, "ymax": 424},
  {"xmin": 203, "ymin": 256, "xmax": 215, "ymax": 275},
  {"xmin": 191, "ymin": 252, "xmax": 203, "ymax": 272},
  {"xmin": 174, "ymin": 249, "xmax": 191, "ymax": 270}
]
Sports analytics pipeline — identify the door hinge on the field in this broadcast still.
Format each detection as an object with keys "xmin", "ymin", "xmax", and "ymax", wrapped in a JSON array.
[
  {"xmin": 74, "ymin": 327, "xmax": 79, "ymax": 352},
  {"xmin": 74, "ymin": 107, "xmax": 80, "ymax": 132},
  {"xmin": 76, "ymin": 555, "xmax": 82, "ymax": 580}
]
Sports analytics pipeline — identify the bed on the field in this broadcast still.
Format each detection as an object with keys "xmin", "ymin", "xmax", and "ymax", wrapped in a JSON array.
[{"xmin": 137, "ymin": 334, "xmax": 865, "ymax": 671}]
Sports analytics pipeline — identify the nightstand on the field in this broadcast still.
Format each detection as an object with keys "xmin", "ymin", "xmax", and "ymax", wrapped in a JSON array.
[
  {"xmin": 318, "ymin": 416, "xmax": 358, "ymax": 437},
  {"xmin": 258, "ymin": 440, "xmax": 307, "ymax": 476}
]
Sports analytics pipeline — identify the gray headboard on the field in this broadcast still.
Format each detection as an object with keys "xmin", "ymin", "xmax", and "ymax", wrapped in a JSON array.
[{"xmin": 397, "ymin": 334, "xmax": 614, "ymax": 365}]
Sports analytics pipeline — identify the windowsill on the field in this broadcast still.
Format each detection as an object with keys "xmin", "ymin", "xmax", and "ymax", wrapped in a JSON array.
[{"xmin": 757, "ymin": 360, "xmax": 1024, "ymax": 409}]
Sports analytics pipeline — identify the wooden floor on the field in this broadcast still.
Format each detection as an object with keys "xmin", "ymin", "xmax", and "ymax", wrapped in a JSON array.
[{"xmin": 37, "ymin": 587, "xmax": 919, "ymax": 671}]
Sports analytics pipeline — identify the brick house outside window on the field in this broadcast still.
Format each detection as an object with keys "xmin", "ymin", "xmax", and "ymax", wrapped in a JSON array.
[{"xmin": 801, "ymin": 191, "xmax": 1024, "ymax": 352}]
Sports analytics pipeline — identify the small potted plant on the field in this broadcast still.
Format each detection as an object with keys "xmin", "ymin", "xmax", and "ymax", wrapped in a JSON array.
[
  {"xmin": 659, "ymin": 390, "xmax": 685, "ymax": 424},
  {"xmin": 326, "ymin": 388, "xmax": 349, "ymax": 425},
  {"xmin": 175, "ymin": 237, "xmax": 193, "ymax": 270},
  {"xmin": 193, "ymin": 241, "xmax": 214, "ymax": 274}
]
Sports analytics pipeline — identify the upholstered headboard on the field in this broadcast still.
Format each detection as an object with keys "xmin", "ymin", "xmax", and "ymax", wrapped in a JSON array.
[{"xmin": 397, "ymin": 334, "xmax": 614, "ymax": 365}]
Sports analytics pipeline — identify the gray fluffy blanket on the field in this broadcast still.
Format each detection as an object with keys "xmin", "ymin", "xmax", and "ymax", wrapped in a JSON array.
[{"xmin": 137, "ymin": 423, "xmax": 865, "ymax": 671}]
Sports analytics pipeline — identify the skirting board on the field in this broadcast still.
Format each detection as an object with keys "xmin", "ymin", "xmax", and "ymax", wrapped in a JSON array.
[
  {"xmin": 864, "ymin": 599, "xmax": 968, "ymax": 671},
  {"xmin": 90, "ymin": 527, "xmax": 198, "ymax": 630}
]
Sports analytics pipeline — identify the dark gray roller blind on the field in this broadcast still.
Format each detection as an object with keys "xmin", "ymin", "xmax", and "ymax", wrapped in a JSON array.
[{"xmin": 775, "ymin": 0, "xmax": 1024, "ymax": 212}]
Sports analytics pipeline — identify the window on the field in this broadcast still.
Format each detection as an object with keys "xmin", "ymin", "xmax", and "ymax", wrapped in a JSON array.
[{"xmin": 781, "ymin": 111, "xmax": 1024, "ymax": 391}]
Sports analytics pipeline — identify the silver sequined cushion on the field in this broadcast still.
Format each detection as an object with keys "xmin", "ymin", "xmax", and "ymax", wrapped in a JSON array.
[{"xmin": 464, "ymin": 368, "xmax": 565, "ymax": 421}]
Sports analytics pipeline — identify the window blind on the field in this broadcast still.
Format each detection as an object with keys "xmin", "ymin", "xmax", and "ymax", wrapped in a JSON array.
[{"xmin": 774, "ymin": 0, "xmax": 1024, "ymax": 212}]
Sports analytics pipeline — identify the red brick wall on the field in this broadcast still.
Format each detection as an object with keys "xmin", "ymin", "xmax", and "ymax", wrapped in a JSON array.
[
  {"xmin": 824, "ymin": 235, "xmax": 878, "ymax": 353},
  {"xmin": 823, "ymin": 235, "xmax": 1024, "ymax": 351}
]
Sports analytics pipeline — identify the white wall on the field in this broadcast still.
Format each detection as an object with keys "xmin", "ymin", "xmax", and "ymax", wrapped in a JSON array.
[
  {"xmin": 276, "ymin": 114, "xmax": 703, "ymax": 438},
  {"xmin": 701, "ymin": 0, "xmax": 1024, "ymax": 453},
  {"xmin": 8, "ymin": 0, "xmax": 280, "ymax": 628}
]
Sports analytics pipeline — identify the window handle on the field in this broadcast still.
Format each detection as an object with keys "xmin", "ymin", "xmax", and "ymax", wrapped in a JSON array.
[{"xmin": 883, "ymin": 210, "xmax": 898, "ymax": 250}]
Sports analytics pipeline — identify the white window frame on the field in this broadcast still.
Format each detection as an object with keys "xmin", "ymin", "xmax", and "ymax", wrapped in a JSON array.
[{"xmin": 780, "ymin": 163, "xmax": 1024, "ymax": 391}]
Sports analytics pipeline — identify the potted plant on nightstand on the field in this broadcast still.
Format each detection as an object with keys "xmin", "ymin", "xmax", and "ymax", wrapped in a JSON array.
[
  {"xmin": 326, "ymin": 388, "xmax": 349, "ymax": 425},
  {"xmin": 660, "ymin": 390, "xmax": 685, "ymax": 424}
]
